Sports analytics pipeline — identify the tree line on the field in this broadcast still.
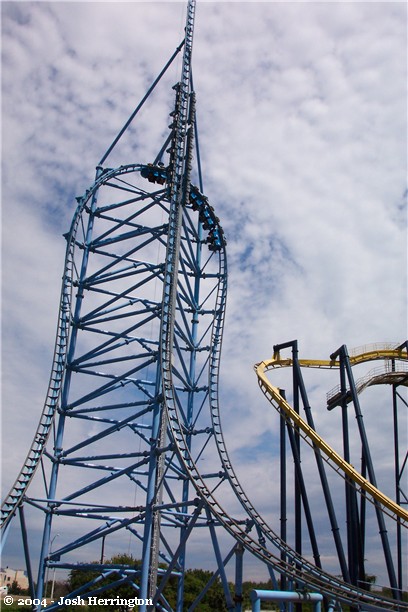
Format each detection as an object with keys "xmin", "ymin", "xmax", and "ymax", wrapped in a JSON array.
[{"xmin": 8, "ymin": 554, "xmax": 407, "ymax": 611}]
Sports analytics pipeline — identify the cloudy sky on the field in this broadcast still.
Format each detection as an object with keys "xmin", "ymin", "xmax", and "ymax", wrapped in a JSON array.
[{"xmin": 2, "ymin": 0, "xmax": 407, "ymax": 590}]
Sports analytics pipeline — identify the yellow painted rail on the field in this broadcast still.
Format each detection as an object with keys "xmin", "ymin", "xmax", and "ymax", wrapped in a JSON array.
[{"xmin": 255, "ymin": 344, "xmax": 408, "ymax": 525}]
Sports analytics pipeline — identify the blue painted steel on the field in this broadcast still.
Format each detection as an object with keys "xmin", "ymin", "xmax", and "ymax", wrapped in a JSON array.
[
  {"xmin": 22, "ymin": 153, "xmax": 228, "ymax": 609},
  {"xmin": 144, "ymin": 2, "xmax": 197, "ymax": 605},
  {"xmin": 340, "ymin": 345, "xmax": 399, "ymax": 598},
  {"xmin": 18, "ymin": 505, "xmax": 35, "ymax": 599},
  {"xmin": 391, "ymin": 344, "xmax": 407, "ymax": 593},
  {"xmin": 206, "ymin": 507, "xmax": 235, "ymax": 610},
  {"xmin": 12, "ymin": 2, "xmax": 232, "ymax": 600},
  {"xmin": 99, "ymin": 43, "xmax": 185, "ymax": 167},
  {"xmin": 279, "ymin": 397, "xmax": 287, "ymax": 593},
  {"xmin": 1, "ymin": 4, "xmax": 230, "ymax": 599},
  {"xmin": 337, "ymin": 346, "xmax": 364, "ymax": 589},
  {"xmin": 250, "ymin": 590, "xmax": 323, "ymax": 612},
  {"xmin": 2, "ymin": 2, "xmax": 406, "ymax": 610},
  {"xmin": 291, "ymin": 346, "xmax": 349, "ymax": 582},
  {"xmin": 234, "ymin": 544, "xmax": 244, "ymax": 612}
]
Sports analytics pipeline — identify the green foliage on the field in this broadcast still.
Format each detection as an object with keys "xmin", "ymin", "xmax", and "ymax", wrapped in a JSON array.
[
  {"xmin": 65, "ymin": 558, "xmax": 408, "ymax": 611},
  {"xmin": 9, "ymin": 580, "xmax": 22, "ymax": 595},
  {"xmin": 47, "ymin": 580, "xmax": 69, "ymax": 599},
  {"xmin": 68, "ymin": 559, "xmax": 230, "ymax": 611},
  {"xmin": 163, "ymin": 568, "xmax": 229, "ymax": 611},
  {"xmin": 68, "ymin": 554, "xmax": 141, "ymax": 610},
  {"xmin": 381, "ymin": 587, "xmax": 408, "ymax": 603},
  {"xmin": 2, "ymin": 604, "xmax": 31, "ymax": 612}
]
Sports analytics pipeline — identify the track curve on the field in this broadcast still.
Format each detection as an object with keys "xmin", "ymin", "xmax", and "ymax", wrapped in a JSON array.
[
  {"xmin": 1, "ymin": 196, "xmax": 85, "ymax": 530},
  {"xmin": 2, "ymin": 163, "xmax": 406, "ymax": 610},
  {"xmin": 1, "ymin": 163, "xmax": 160, "ymax": 531},
  {"xmin": 162, "ymin": 335, "xmax": 408, "ymax": 608},
  {"xmin": 2, "ymin": 3, "xmax": 406, "ymax": 608},
  {"xmin": 255, "ymin": 347, "xmax": 408, "ymax": 525},
  {"xmin": 159, "ymin": 186, "xmax": 408, "ymax": 611}
]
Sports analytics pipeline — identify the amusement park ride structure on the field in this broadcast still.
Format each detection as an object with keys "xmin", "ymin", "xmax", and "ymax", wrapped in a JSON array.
[{"xmin": 1, "ymin": 2, "xmax": 407, "ymax": 610}]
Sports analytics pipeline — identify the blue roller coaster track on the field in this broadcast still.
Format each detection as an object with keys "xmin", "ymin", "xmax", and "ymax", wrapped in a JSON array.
[{"xmin": 2, "ymin": 2, "xmax": 407, "ymax": 611}]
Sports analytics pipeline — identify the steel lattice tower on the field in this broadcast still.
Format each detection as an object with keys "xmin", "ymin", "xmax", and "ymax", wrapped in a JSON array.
[
  {"xmin": 2, "ymin": 2, "xmax": 229, "ymax": 609},
  {"xmin": 2, "ymin": 3, "xmax": 408, "ymax": 611}
]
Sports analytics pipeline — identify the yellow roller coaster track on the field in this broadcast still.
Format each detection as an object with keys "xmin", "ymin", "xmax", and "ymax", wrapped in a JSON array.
[{"xmin": 255, "ymin": 343, "xmax": 408, "ymax": 526}]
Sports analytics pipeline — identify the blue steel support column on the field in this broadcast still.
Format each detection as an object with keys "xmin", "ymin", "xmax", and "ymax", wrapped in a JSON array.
[
  {"xmin": 234, "ymin": 543, "xmax": 244, "ymax": 612},
  {"xmin": 176, "ymin": 93, "xmax": 199, "ymax": 612},
  {"xmin": 250, "ymin": 590, "xmax": 323, "ymax": 612},
  {"xmin": 206, "ymin": 509, "xmax": 235, "ymax": 611},
  {"xmin": 330, "ymin": 344, "xmax": 360, "ymax": 593},
  {"xmin": 274, "ymin": 343, "xmax": 322, "ymax": 572},
  {"xmin": 359, "ymin": 453, "xmax": 367, "ymax": 582},
  {"xmin": 292, "ymin": 344, "xmax": 302, "ymax": 580},
  {"xmin": 392, "ymin": 340, "xmax": 407, "ymax": 593},
  {"xmin": 284, "ymin": 416, "xmax": 321, "ymax": 569},
  {"xmin": 392, "ymin": 380, "xmax": 403, "ymax": 593},
  {"xmin": 35, "ymin": 167, "xmax": 103, "ymax": 606},
  {"xmin": 279, "ymin": 390, "xmax": 287, "ymax": 593},
  {"xmin": 144, "ymin": 1, "xmax": 197, "ymax": 608},
  {"xmin": 291, "ymin": 353, "xmax": 349, "ymax": 582},
  {"xmin": 175, "ymin": 293, "xmax": 199, "ymax": 609},
  {"xmin": 139, "ymin": 377, "xmax": 164, "ymax": 605},
  {"xmin": 150, "ymin": 501, "xmax": 205, "ymax": 608},
  {"xmin": 18, "ymin": 505, "xmax": 35, "ymax": 599},
  {"xmin": 341, "ymin": 345, "xmax": 399, "ymax": 599},
  {"xmin": 273, "ymin": 342, "xmax": 301, "ymax": 612}
]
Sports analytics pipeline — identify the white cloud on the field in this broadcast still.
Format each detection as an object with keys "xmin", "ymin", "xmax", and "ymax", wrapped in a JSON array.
[{"xmin": 1, "ymin": 0, "xmax": 406, "ymax": 595}]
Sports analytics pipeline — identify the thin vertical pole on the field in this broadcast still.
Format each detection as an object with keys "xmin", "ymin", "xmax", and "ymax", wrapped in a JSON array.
[
  {"xmin": 343, "ymin": 346, "xmax": 398, "ymax": 597},
  {"xmin": 35, "ymin": 167, "xmax": 103, "ymax": 607},
  {"xmin": 338, "ymin": 350, "xmax": 359, "ymax": 589},
  {"xmin": 18, "ymin": 506, "xmax": 35, "ymax": 599},
  {"xmin": 206, "ymin": 508, "xmax": 235, "ymax": 610},
  {"xmin": 177, "ymin": 91, "xmax": 200, "ymax": 612},
  {"xmin": 392, "ymin": 362, "xmax": 402, "ymax": 592},
  {"xmin": 359, "ymin": 452, "xmax": 367, "ymax": 582},
  {"xmin": 293, "ymin": 355, "xmax": 349, "ymax": 582},
  {"xmin": 291, "ymin": 342, "xmax": 302, "ymax": 612},
  {"xmin": 234, "ymin": 544, "xmax": 244, "ymax": 612},
  {"xmin": 279, "ymin": 390, "xmax": 287, "ymax": 593},
  {"xmin": 148, "ymin": 1, "xmax": 197, "ymax": 607}
]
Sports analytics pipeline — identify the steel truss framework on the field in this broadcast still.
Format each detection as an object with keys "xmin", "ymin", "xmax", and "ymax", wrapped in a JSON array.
[
  {"xmin": 2, "ymin": 2, "xmax": 407, "ymax": 611},
  {"xmin": 256, "ymin": 342, "xmax": 408, "ymax": 608}
]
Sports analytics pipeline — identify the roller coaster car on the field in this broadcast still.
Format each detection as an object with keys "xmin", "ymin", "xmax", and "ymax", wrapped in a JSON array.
[
  {"xmin": 189, "ymin": 186, "xmax": 226, "ymax": 250},
  {"xmin": 189, "ymin": 188, "xmax": 207, "ymax": 211},
  {"xmin": 207, "ymin": 227, "xmax": 224, "ymax": 251},
  {"xmin": 199, "ymin": 208, "xmax": 216, "ymax": 230},
  {"xmin": 140, "ymin": 163, "xmax": 167, "ymax": 185}
]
